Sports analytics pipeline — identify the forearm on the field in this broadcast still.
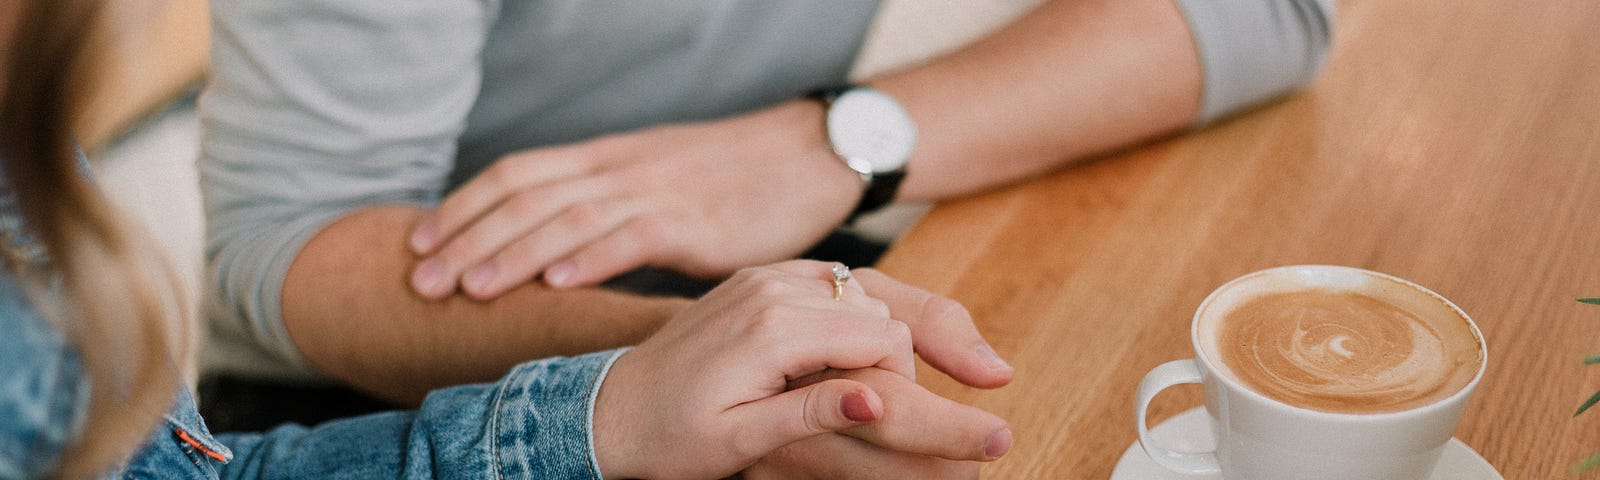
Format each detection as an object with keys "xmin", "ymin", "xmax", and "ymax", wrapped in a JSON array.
[
  {"xmin": 281, "ymin": 205, "xmax": 687, "ymax": 404},
  {"xmin": 870, "ymin": 0, "xmax": 1203, "ymax": 201}
]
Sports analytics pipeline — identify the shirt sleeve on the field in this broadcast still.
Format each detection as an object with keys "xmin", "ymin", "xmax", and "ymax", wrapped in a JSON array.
[
  {"xmin": 1172, "ymin": 0, "xmax": 1336, "ymax": 124},
  {"xmin": 214, "ymin": 348, "xmax": 627, "ymax": 479},
  {"xmin": 198, "ymin": 0, "xmax": 497, "ymax": 368}
]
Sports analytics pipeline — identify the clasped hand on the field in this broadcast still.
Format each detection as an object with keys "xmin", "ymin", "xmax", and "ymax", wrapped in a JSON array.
[{"xmin": 592, "ymin": 261, "xmax": 1014, "ymax": 479}]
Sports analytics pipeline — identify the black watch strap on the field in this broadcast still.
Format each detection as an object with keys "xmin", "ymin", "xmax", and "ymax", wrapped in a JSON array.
[
  {"xmin": 805, "ymin": 85, "xmax": 851, "ymax": 106},
  {"xmin": 851, "ymin": 170, "xmax": 904, "ymax": 222}
]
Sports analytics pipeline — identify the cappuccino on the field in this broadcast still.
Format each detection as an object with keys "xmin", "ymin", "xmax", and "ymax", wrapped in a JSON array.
[
  {"xmin": 1199, "ymin": 270, "xmax": 1481, "ymax": 414},
  {"xmin": 1138, "ymin": 266, "xmax": 1487, "ymax": 479}
]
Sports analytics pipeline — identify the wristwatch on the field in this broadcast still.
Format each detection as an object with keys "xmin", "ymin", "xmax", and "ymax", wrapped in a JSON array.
[{"xmin": 809, "ymin": 85, "xmax": 917, "ymax": 221}]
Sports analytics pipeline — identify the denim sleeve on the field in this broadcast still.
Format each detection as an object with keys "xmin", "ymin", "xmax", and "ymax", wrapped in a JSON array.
[
  {"xmin": 199, "ymin": 0, "xmax": 498, "ymax": 371},
  {"xmin": 0, "ymin": 276, "xmax": 87, "ymax": 479},
  {"xmin": 1173, "ymin": 0, "xmax": 1336, "ymax": 124},
  {"xmin": 213, "ymin": 349, "xmax": 626, "ymax": 479}
]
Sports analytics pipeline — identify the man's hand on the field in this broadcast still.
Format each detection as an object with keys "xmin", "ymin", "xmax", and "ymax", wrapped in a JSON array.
[
  {"xmin": 406, "ymin": 100, "xmax": 862, "ymax": 300},
  {"xmin": 854, "ymin": 267, "xmax": 1014, "ymax": 388},
  {"xmin": 741, "ymin": 367, "xmax": 1012, "ymax": 480}
]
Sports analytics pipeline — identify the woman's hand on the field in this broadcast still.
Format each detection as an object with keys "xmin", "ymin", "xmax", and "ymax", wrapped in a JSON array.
[
  {"xmin": 406, "ymin": 100, "xmax": 863, "ymax": 300},
  {"xmin": 590, "ymin": 261, "xmax": 914, "ymax": 479}
]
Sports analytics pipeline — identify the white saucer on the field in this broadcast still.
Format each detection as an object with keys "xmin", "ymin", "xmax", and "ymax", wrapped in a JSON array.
[{"xmin": 1111, "ymin": 407, "xmax": 1501, "ymax": 479}]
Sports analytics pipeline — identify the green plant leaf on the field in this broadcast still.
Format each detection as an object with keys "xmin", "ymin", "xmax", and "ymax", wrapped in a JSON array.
[
  {"xmin": 1574, "ymin": 451, "xmax": 1600, "ymax": 472},
  {"xmin": 1578, "ymin": 388, "xmax": 1600, "ymax": 417},
  {"xmin": 1575, "ymin": 298, "xmax": 1600, "ymax": 470}
]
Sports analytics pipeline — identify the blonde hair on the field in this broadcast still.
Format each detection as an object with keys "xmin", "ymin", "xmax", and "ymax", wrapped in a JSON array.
[{"xmin": 0, "ymin": 0, "xmax": 194, "ymax": 477}]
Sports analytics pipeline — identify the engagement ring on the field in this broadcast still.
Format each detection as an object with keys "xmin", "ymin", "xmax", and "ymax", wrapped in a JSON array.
[{"xmin": 832, "ymin": 264, "xmax": 851, "ymax": 300}]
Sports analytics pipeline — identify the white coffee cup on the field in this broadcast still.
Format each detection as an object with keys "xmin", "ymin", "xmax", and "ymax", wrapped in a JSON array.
[{"xmin": 1134, "ymin": 265, "xmax": 1486, "ymax": 479}]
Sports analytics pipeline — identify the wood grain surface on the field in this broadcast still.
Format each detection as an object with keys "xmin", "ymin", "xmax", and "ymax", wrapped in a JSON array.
[{"xmin": 877, "ymin": 0, "xmax": 1600, "ymax": 477}]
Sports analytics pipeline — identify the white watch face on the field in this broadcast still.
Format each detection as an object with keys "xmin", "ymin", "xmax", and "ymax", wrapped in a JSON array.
[{"xmin": 826, "ymin": 88, "xmax": 917, "ymax": 174}]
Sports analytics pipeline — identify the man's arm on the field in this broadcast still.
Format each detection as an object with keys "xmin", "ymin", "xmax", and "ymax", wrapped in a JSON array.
[
  {"xmin": 403, "ymin": 0, "xmax": 1336, "ymax": 292},
  {"xmin": 875, "ymin": 0, "xmax": 1335, "ymax": 201},
  {"xmin": 281, "ymin": 205, "xmax": 686, "ymax": 404},
  {"xmin": 199, "ymin": 0, "xmax": 686, "ymax": 404}
]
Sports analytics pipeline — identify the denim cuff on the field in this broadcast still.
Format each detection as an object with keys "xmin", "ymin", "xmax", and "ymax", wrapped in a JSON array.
[
  {"xmin": 586, "ymin": 347, "xmax": 629, "ymax": 478},
  {"xmin": 492, "ymin": 348, "xmax": 626, "ymax": 479}
]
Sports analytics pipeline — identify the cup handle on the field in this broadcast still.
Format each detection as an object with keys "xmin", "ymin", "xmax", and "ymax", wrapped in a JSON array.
[{"xmin": 1135, "ymin": 359, "xmax": 1221, "ymax": 475}]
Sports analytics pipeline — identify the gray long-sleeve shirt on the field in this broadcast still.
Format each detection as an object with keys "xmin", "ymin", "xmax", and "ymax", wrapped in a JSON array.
[{"xmin": 199, "ymin": 0, "xmax": 1335, "ymax": 375}]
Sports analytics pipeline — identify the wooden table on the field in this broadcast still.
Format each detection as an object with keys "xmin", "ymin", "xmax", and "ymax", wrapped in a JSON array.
[{"xmin": 878, "ymin": 0, "xmax": 1600, "ymax": 477}]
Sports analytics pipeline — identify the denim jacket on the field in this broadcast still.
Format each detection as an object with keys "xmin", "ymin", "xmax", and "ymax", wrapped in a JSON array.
[{"xmin": 0, "ymin": 179, "xmax": 626, "ymax": 478}]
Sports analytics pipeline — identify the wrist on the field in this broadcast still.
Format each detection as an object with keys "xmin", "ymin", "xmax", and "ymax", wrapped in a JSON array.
[
  {"xmin": 802, "ymin": 85, "xmax": 917, "ymax": 222},
  {"xmin": 766, "ymin": 99, "xmax": 868, "ymax": 225},
  {"xmin": 593, "ymin": 348, "xmax": 643, "ymax": 479},
  {"xmin": 647, "ymin": 296, "xmax": 693, "ymax": 331}
]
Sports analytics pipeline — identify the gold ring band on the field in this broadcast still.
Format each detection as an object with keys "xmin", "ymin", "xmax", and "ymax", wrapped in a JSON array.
[{"xmin": 832, "ymin": 264, "xmax": 851, "ymax": 301}]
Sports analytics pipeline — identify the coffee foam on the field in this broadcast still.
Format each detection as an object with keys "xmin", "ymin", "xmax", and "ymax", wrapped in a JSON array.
[{"xmin": 1198, "ymin": 267, "xmax": 1482, "ymax": 414}]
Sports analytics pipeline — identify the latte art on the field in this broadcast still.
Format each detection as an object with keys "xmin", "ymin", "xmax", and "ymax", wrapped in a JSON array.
[{"xmin": 1214, "ymin": 290, "xmax": 1481, "ymax": 414}]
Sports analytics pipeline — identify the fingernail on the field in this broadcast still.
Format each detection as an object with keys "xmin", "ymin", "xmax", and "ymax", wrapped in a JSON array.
[
  {"xmin": 984, "ymin": 428, "xmax": 1013, "ymax": 460},
  {"xmin": 976, "ymin": 344, "xmax": 1011, "ymax": 371},
  {"xmin": 545, "ymin": 261, "xmax": 575, "ymax": 287},
  {"xmin": 840, "ymin": 391, "xmax": 876, "ymax": 423},
  {"xmin": 463, "ymin": 262, "xmax": 497, "ymax": 293},
  {"xmin": 410, "ymin": 220, "xmax": 438, "ymax": 253},
  {"xmin": 412, "ymin": 258, "xmax": 446, "ymax": 295}
]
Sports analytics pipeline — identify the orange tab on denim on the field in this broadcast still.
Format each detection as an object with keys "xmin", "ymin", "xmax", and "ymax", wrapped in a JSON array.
[{"xmin": 174, "ymin": 427, "xmax": 229, "ymax": 463}]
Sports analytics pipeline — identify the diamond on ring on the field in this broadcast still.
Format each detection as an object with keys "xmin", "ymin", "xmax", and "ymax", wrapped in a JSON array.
[{"xmin": 832, "ymin": 264, "xmax": 851, "ymax": 300}]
